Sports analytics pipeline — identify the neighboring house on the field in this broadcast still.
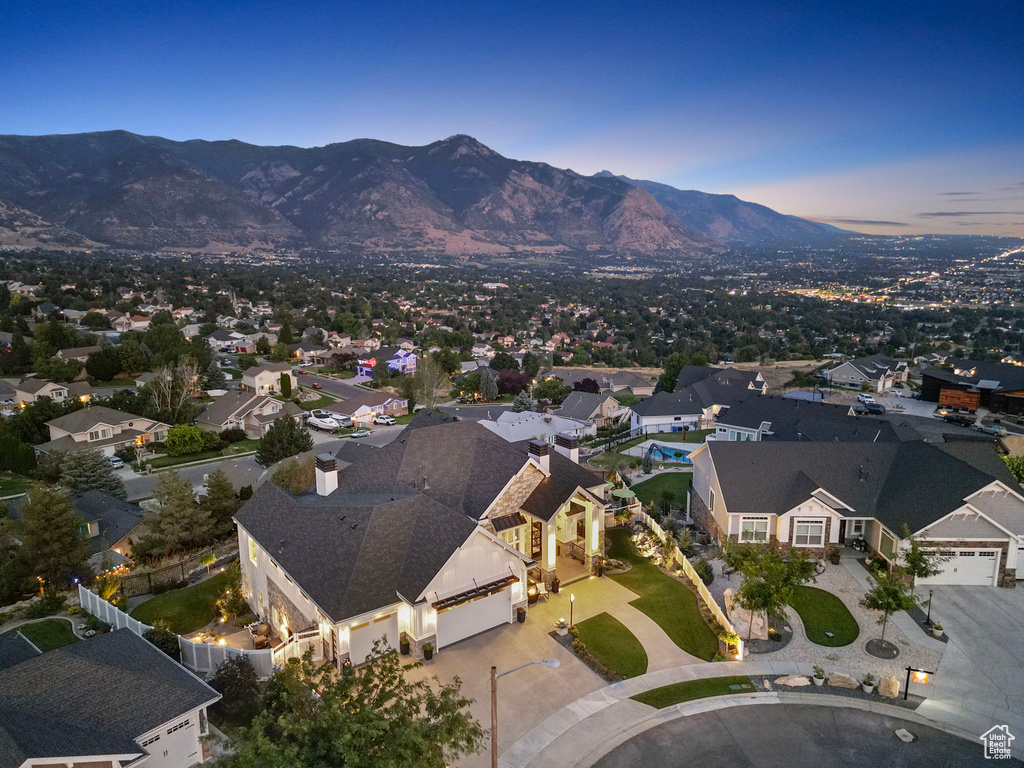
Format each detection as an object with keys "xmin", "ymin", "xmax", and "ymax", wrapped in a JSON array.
[
  {"xmin": 197, "ymin": 390, "xmax": 303, "ymax": 437},
  {"xmin": 290, "ymin": 341, "xmax": 328, "ymax": 364},
  {"xmin": 479, "ymin": 410, "xmax": 596, "ymax": 443},
  {"xmin": 40, "ymin": 406, "xmax": 170, "ymax": 456},
  {"xmin": 206, "ymin": 328, "xmax": 247, "ymax": 349},
  {"xmin": 354, "ymin": 347, "xmax": 418, "ymax": 377},
  {"xmin": 689, "ymin": 440, "xmax": 1024, "ymax": 586},
  {"xmin": 32, "ymin": 301, "xmax": 60, "ymax": 319},
  {"xmin": 73, "ymin": 490, "xmax": 145, "ymax": 567},
  {"xmin": 240, "ymin": 362, "xmax": 293, "ymax": 396},
  {"xmin": 712, "ymin": 397, "xmax": 905, "ymax": 442},
  {"xmin": 324, "ymin": 392, "xmax": 409, "ymax": 427},
  {"xmin": 235, "ymin": 420, "xmax": 610, "ymax": 667},
  {"xmin": 556, "ymin": 391, "xmax": 627, "ymax": 427},
  {"xmin": 0, "ymin": 629, "xmax": 220, "ymax": 768},
  {"xmin": 546, "ymin": 368, "xmax": 655, "ymax": 397},
  {"xmin": 55, "ymin": 344, "xmax": 102, "ymax": 363},
  {"xmin": 825, "ymin": 353, "xmax": 909, "ymax": 393},
  {"xmin": 631, "ymin": 368, "xmax": 765, "ymax": 433},
  {"xmin": 14, "ymin": 378, "xmax": 93, "ymax": 406},
  {"xmin": 136, "ymin": 371, "xmax": 158, "ymax": 388},
  {"xmin": 921, "ymin": 359, "xmax": 1024, "ymax": 415}
]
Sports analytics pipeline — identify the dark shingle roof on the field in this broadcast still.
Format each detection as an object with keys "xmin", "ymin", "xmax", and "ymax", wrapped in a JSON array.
[
  {"xmin": 72, "ymin": 491, "xmax": 144, "ymax": 553},
  {"xmin": 556, "ymin": 391, "xmax": 609, "ymax": 422},
  {"xmin": 923, "ymin": 359, "xmax": 1024, "ymax": 392},
  {"xmin": 0, "ymin": 635, "xmax": 39, "ymax": 672},
  {"xmin": 0, "ymin": 629, "xmax": 218, "ymax": 768},
  {"xmin": 706, "ymin": 441, "xmax": 1008, "ymax": 534},
  {"xmin": 674, "ymin": 365, "xmax": 761, "ymax": 390},
  {"xmin": 45, "ymin": 406, "xmax": 144, "ymax": 434},
  {"xmin": 715, "ymin": 397, "xmax": 902, "ymax": 442}
]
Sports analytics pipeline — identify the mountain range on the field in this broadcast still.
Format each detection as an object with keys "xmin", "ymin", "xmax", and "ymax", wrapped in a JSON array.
[{"xmin": 0, "ymin": 131, "xmax": 844, "ymax": 255}]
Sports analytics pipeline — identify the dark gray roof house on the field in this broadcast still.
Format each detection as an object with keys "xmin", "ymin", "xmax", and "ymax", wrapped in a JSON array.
[{"xmin": 714, "ymin": 397, "xmax": 905, "ymax": 442}]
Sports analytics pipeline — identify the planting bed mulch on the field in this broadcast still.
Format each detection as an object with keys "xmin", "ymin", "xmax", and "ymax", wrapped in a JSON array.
[
  {"xmin": 744, "ymin": 615, "xmax": 794, "ymax": 655},
  {"xmin": 752, "ymin": 675, "xmax": 923, "ymax": 711},
  {"xmin": 865, "ymin": 638, "xmax": 900, "ymax": 659},
  {"xmin": 906, "ymin": 603, "xmax": 948, "ymax": 643}
]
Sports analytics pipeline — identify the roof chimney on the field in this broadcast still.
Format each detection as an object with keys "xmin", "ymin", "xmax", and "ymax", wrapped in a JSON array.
[
  {"xmin": 554, "ymin": 432, "xmax": 580, "ymax": 464},
  {"xmin": 315, "ymin": 453, "xmax": 338, "ymax": 496},
  {"xmin": 528, "ymin": 439, "xmax": 550, "ymax": 474}
]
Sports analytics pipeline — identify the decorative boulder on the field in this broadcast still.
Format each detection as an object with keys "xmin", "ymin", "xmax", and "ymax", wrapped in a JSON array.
[
  {"xmin": 879, "ymin": 676, "xmax": 901, "ymax": 699},
  {"xmin": 775, "ymin": 675, "xmax": 812, "ymax": 687},
  {"xmin": 827, "ymin": 672, "xmax": 860, "ymax": 689},
  {"xmin": 724, "ymin": 588, "xmax": 768, "ymax": 640},
  {"xmin": 84, "ymin": 629, "xmax": 97, "ymax": 638}
]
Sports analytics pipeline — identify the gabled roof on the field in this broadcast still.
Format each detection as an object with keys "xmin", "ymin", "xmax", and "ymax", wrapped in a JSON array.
[
  {"xmin": 705, "ymin": 441, "xmax": 1014, "ymax": 534},
  {"xmin": 557, "ymin": 391, "xmax": 613, "ymax": 422},
  {"xmin": 0, "ymin": 629, "xmax": 218, "ymax": 768},
  {"xmin": 715, "ymin": 397, "xmax": 903, "ymax": 442},
  {"xmin": 832, "ymin": 353, "xmax": 907, "ymax": 380},
  {"xmin": 16, "ymin": 378, "xmax": 68, "ymax": 395},
  {"xmin": 45, "ymin": 406, "xmax": 147, "ymax": 434},
  {"xmin": 72, "ymin": 491, "xmax": 144, "ymax": 553},
  {"xmin": 923, "ymin": 359, "xmax": 1024, "ymax": 393},
  {"xmin": 243, "ymin": 361, "xmax": 292, "ymax": 377},
  {"xmin": 674, "ymin": 365, "xmax": 762, "ymax": 390}
]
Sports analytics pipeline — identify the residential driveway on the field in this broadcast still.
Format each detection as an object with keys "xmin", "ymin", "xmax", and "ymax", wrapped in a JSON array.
[
  {"xmin": 926, "ymin": 585, "xmax": 1024, "ymax": 714},
  {"xmin": 593, "ymin": 704, "xmax": 1011, "ymax": 768}
]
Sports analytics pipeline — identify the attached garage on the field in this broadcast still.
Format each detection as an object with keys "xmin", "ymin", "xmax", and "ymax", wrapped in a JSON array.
[
  {"xmin": 348, "ymin": 611, "xmax": 399, "ymax": 663},
  {"xmin": 917, "ymin": 548, "xmax": 1001, "ymax": 586},
  {"xmin": 435, "ymin": 587, "xmax": 513, "ymax": 649}
]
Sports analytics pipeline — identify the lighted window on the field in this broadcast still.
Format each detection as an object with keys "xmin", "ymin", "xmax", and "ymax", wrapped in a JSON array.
[
  {"xmin": 740, "ymin": 518, "xmax": 768, "ymax": 542},
  {"xmin": 248, "ymin": 537, "xmax": 258, "ymax": 564},
  {"xmin": 793, "ymin": 521, "xmax": 825, "ymax": 547},
  {"xmin": 501, "ymin": 526, "xmax": 523, "ymax": 552}
]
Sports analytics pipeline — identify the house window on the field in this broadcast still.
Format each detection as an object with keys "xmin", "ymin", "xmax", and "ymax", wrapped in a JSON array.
[
  {"xmin": 849, "ymin": 520, "xmax": 865, "ymax": 536},
  {"xmin": 879, "ymin": 529, "xmax": 896, "ymax": 559},
  {"xmin": 88, "ymin": 430, "xmax": 100, "ymax": 441},
  {"xmin": 500, "ymin": 527, "xmax": 523, "ymax": 552},
  {"xmin": 79, "ymin": 523, "xmax": 90, "ymax": 536},
  {"xmin": 793, "ymin": 520, "xmax": 825, "ymax": 547},
  {"xmin": 740, "ymin": 517, "xmax": 768, "ymax": 543},
  {"xmin": 248, "ymin": 537, "xmax": 258, "ymax": 564},
  {"xmin": 709, "ymin": 488, "xmax": 716, "ymax": 512}
]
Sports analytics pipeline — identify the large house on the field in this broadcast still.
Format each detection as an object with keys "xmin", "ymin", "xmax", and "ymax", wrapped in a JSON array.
[
  {"xmin": 711, "ymin": 396, "xmax": 906, "ymax": 443},
  {"xmin": 825, "ymin": 353, "xmax": 909, "ymax": 393},
  {"xmin": 55, "ymin": 345, "xmax": 103, "ymax": 363},
  {"xmin": 556, "ymin": 391, "xmax": 628, "ymax": 427},
  {"xmin": 40, "ymin": 406, "xmax": 170, "ymax": 456},
  {"xmin": 324, "ymin": 392, "xmax": 408, "ymax": 427},
  {"xmin": 921, "ymin": 359, "xmax": 1024, "ymax": 415},
  {"xmin": 240, "ymin": 362, "xmax": 293, "ymax": 396},
  {"xmin": 14, "ymin": 378, "xmax": 93, "ymax": 406},
  {"xmin": 197, "ymin": 390, "xmax": 303, "ymax": 437},
  {"xmin": 631, "ymin": 366, "xmax": 766, "ymax": 434},
  {"xmin": 355, "ymin": 347, "xmax": 418, "ymax": 377},
  {"xmin": 0, "ymin": 629, "xmax": 220, "ymax": 768},
  {"xmin": 234, "ymin": 420, "xmax": 610, "ymax": 665},
  {"xmin": 546, "ymin": 368, "xmax": 655, "ymax": 397},
  {"xmin": 479, "ymin": 410, "xmax": 596, "ymax": 443},
  {"xmin": 689, "ymin": 440, "xmax": 1023, "ymax": 587}
]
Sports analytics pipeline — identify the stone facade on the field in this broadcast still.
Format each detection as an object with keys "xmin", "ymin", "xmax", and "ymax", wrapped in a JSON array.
[
  {"xmin": 267, "ymin": 577, "xmax": 314, "ymax": 632},
  {"xmin": 689, "ymin": 491, "xmax": 723, "ymax": 542},
  {"xmin": 485, "ymin": 464, "xmax": 544, "ymax": 522}
]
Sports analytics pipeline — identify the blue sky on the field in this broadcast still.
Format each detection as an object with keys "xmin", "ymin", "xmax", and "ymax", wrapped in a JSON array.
[{"xmin": 3, "ymin": 0, "xmax": 1023, "ymax": 236}]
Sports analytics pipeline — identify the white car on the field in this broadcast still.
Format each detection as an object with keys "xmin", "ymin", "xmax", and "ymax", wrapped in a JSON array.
[
  {"xmin": 857, "ymin": 393, "xmax": 876, "ymax": 404},
  {"xmin": 108, "ymin": 456, "xmax": 125, "ymax": 469},
  {"xmin": 373, "ymin": 414, "xmax": 397, "ymax": 425}
]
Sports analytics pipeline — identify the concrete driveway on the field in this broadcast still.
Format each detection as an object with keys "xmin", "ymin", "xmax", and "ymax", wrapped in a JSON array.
[{"xmin": 926, "ymin": 585, "xmax": 1024, "ymax": 714}]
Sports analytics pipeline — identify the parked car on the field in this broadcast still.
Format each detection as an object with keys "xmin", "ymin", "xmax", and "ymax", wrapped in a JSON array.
[
  {"xmin": 312, "ymin": 382, "xmax": 322, "ymax": 390},
  {"xmin": 864, "ymin": 402, "xmax": 886, "ymax": 414},
  {"xmin": 373, "ymin": 414, "xmax": 397, "ymax": 425},
  {"xmin": 349, "ymin": 429, "xmax": 371, "ymax": 438},
  {"xmin": 107, "ymin": 456, "xmax": 125, "ymax": 469},
  {"xmin": 975, "ymin": 423, "xmax": 1008, "ymax": 437},
  {"xmin": 857, "ymin": 393, "xmax": 876, "ymax": 404},
  {"xmin": 943, "ymin": 413, "xmax": 975, "ymax": 427}
]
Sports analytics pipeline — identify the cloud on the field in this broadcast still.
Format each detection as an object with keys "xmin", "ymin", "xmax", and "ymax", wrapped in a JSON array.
[
  {"xmin": 817, "ymin": 217, "xmax": 909, "ymax": 226},
  {"xmin": 916, "ymin": 211, "xmax": 1024, "ymax": 217},
  {"xmin": 938, "ymin": 191, "xmax": 977, "ymax": 195}
]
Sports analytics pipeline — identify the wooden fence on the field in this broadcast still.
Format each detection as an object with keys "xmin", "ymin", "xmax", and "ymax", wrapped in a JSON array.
[
  {"xmin": 119, "ymin": 549, "xmax": 215, "ymax": 597},
  {"xmin": 633, "ymin": 510, "xmax": 743, "ymax": 658}
]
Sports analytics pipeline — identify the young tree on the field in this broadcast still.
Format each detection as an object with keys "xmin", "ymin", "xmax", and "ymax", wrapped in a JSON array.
[
  {"xmin": 641, "ymin": 448, "xmax": 654, "ymax": 475},
  {"xmin": 210, "ymin": 655, "xmax": 263, "ymax": 724},
  {"xmin": 415, "ymin": 354, "xmax": 448, "ymax": 409},
  {"xmin": 733, "ymin": 546, "xmax": 816, "ymax": 645},
  {"xmin": 59, "ymin": 448, "xmax": 127, "ymax": 499},
  {"xmin": 478, "ymin": 367, "xmax": 499, "ymax": 401},
  {"xmin": 135, "ymin": 471, "xmax": 215, "ymax": 558},
  {"xmin": 255, "ymin": 416, "xmax": 314, "ymax": 467},
  {"xmin": 270, "ymin": 343, "xmax": 294, "ymax": 363},
  {"xmin": 255, "ymin": 335, "xmax": 272, "ymax": 356},
  {"xmin": 511, "ymin": 390, "xmax": 535, "ymax": 413},
  {"xmin": 219, "ymin": 642, "xmax": 483, "ymax": 768},
  {"xmin": 860, "ymin": 569, "xmax": 916, "ymax": 645},
  {"xmin": 372, "ymin": 358, "xmax": 393, "ymax": 387},
  {"xmin": 900, "ymin": 527, "xmax": 953, "ymax": 599},
  {"xmin": 201, "ymin": 468, "xmax": 241, "ymax": 535},
  {"xmin": 19, "ymin": 484, "xmax": 91, "ymax": 590}
]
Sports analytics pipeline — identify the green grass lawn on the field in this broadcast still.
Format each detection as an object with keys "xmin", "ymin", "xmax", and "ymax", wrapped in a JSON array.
[
  {"xmin": 131, "ymin": 571, "xmax": 232, "ymax": 634},
  {"xmin": 222, "ymin": 367, "xmax": 242, "ymax": 379},
  {"xmin": 574, "ymin": 612, "xmax": 648, "ymax": 679},
  {"xmin": 789, "ymin": 585, "xmax": 860, "ymax": 646},
  {"xmin": 298, "ymin": 392, "xmax": 343, "ymax": 411},
  {"xmin": 606, "ymin": 529, "xmax": 720, "ymax": 661},
  {"xmin": 0, "ymin": 472, "xmax": 30, "ymax": 496},
  {"xmin": 630, "ymin": 474, "xmax": 692, "ymax": 508},
  {"xmin": 394, "ymin": 412, "xmax": 416, "ymax": 424},
  {"xmin": 612, "ymin": 392, "xmax": 644, "ymax": 407},
  {"xmin": 631, "ymin": 676, "xmax": 754, "ymax": 708},
  {"xmin": 9, "ymin": 619, "xmax": 80, "ymax": 652},
  {"xmin": 146, "ymin": 439, "xmax": 261, "ymax": 469}
]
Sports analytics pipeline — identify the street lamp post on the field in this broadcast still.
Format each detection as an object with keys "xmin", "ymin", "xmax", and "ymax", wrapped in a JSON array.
[
  {"xmin": 925, "ymin": 589, "xmax": 934, "ymax": 626},
  {"xmin": 570, "ymin": 593, "xmax": 575, "ymax": 628},
  {"xmin": 491, "ymin": 659, "xmax": 560, "ymax": 768}
]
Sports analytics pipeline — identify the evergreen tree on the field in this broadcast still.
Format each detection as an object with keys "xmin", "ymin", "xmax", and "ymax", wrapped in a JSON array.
[
  {"xmin": 255, "ymin": 335, "xmax": 272, "ymax": 355},
  {"xmin": 203, "ymin": 361, "xmax": 227, "ymax": 390},
  {"xmin": 522, "ymin": 351, "xmax": 540, "ymax": 377},
  {"xmin": 201, "ymin": 468, "xmax": 240, "ymax": 535},
  {"xmin": 278, "ymin": 321, "xmax": 295, "ymax": 345},
  {"xmin": 479, "ymin": 367, "xmax": 499, "ymax": 401},
  {"xmin": 19, "ymin": 484, "xmax": 91, "ymax": 590},
  {"xmin": 279, "ymin": 371, "xmax": 292, "ymax": 397},
  {"xmin": 0, "ymin": 502, "xmax": 32, "ymax": 604},
  {"xmin": 210, "ymin": 655, "xmax": 263, "ymax": 723},
  {"xmin": 136, "ymin": 471, "xmax": 216, "ymax": 558},
  {"xmin": 512, "ymin": 390, "xmax": 535, "ymax": 412},
  {"xmin": 255, "ymin": 416, "xmax": 314, "ymax": 467},
  {"xmin": 657, "ymin": 351, "xmax": 688, "ymax": 392},
  {"xmin": 59, "ymin": 448, "xmax": 127, "ymax": 499}
]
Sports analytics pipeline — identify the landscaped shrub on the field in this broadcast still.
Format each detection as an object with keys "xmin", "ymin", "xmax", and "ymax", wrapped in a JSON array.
[
  {"xmin": 220, "ymin": 428, "xmax": 248, "ymax": 443},
  {"xmin": 692, "ymin": 556, "xmax": 714, "ymax": 586},
  {"xmin": 144, "ymin": 625, "xmax": 181, "ymax": 662},
  {"xmin": 84, "ymin": 612, "xmax": 111, "ymax": 633},
  {"xmin": 21, "ymin": 591, "xmax": 66, "ymax": 619},
  {"xmin": 209, "ymin": 655, "xmax": 262, "ymax": 722},
  {"xmin": 115, "ymin": 446, "xmax": 138, "ymax": 463}
]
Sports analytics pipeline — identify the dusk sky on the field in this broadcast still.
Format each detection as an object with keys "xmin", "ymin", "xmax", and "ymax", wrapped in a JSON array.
[{"xmin": 4, "ymin": 0, "xmax": 1023, "ymax": 237}]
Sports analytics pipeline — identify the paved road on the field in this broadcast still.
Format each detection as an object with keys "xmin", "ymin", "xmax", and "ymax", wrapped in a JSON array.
[
  {"xmin": 593, "ymin": 703, "xmax": 1011, "ymax": 768},
  {"xmin": 294, "ymin": 371, "xmax": 368, "ymax": 400}
]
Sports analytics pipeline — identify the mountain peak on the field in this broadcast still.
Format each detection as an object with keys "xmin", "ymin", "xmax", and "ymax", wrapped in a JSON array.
[{"xmin": 593, "ymin": 170, "xmax": 618, "ymax": 178}]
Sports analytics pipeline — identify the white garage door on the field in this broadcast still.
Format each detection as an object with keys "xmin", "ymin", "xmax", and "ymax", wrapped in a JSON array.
[
  {"xmin": 917, "ymin": 549, "xmax": 1000, "ymax": 586},
  {"xmin": 436, "ymin": 588, "xmax": 512, "ymax": 649},
  {"xmin": 349, "ymin": 611, "xmax": 399, "ymax": 663}
]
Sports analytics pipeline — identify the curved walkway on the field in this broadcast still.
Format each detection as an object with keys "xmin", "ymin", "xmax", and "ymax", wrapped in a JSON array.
[{"xmin": 499, "ymin": 658, "xmax": 1023, "ymax": 768}]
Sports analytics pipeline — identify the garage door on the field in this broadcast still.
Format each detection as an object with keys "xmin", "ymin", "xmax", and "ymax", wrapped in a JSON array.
[
  {"xmin": 917, "ymin": 549, "xmax": 1000, "ymax": 586},
  {"xmin": 436, "ymin": 588, "xmax": 512, "ymax": 649},
  {"xmin": 349, "ymin": 612, "xmax": 399, "ymax": 663}
]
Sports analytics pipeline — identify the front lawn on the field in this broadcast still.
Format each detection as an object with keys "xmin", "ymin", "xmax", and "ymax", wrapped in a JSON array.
[
  {"xmin": 0, "ymin": 472, "xmax": 30, "ymax": 497},
  {"xmin": 606, "ymin": 529, "xmax": 719, "ymax": 661},
  {"xmin": 789, "ymin": 585, "xmax": 859, "ymax": 646},
  {"xmin": 574, "ymin": 612, "xmax": 648, "ymax": 679},
  {"xmin": 9, "ymin": 619, "xmax": 80, "ymax": 652},
  {"xmin": 631, "ymin": 675, "xmax": 754, "ymax": 708},
  {"xmin": 298, "ymin": 393, "xmax": 343, "ymax": 411},
  {"xmin": 394, "ymin": 412, "xmax": 417, "ymax": 424},
  {"xmin": 630, "ymin": 473, "xmax": 692, "ymax": 508},
  {"xmin": 131, "ymin": 570, "xmax": 232, "ymax": 634}
]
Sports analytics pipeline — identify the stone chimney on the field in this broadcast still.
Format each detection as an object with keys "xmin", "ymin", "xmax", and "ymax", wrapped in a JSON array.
[
  {"xmin": 528, "ymin": 439, "xmax": 550, "ymax": 474},
  {"xmin": 315, "ymin": 453, "xmax": 338, "ymax": 496},
  {"xmin": 554, "ymin": 432, "xmax": 580, "ymax": 464}
]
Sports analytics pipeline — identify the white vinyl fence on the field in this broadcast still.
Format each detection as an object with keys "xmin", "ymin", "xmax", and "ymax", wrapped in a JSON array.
[
  {"xmin": 633, "ymin": 511, "xmax": 743, "ymax": 657},
  {"xmin": 78, "ymin": 585, "xmax": 276, "ymax": 677}
]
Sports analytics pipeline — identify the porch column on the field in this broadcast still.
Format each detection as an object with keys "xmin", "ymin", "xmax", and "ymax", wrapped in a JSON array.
[
  {"xmin": 584, "ymin": 501, "xmax": 600, "ymax": 570},
  {"xmin": 540, "ymin": 518, "xmax": 557, "ymax": 586}
]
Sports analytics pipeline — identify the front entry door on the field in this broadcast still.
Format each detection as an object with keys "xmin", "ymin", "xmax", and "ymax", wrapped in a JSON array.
[{"xmin": 531, "ymin": 521, "xmax": 542, "ymax": 560}]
